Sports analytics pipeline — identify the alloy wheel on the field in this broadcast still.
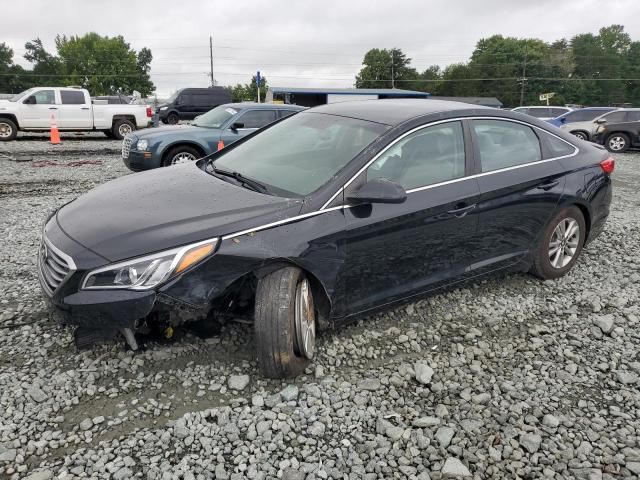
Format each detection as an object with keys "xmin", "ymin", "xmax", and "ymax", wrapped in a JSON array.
[
  {"xmin": 0, "ymin": 122, "xmax": 13, "ymax": 138},
  {"xmin": 119, "ymin": 123, "xmax": 133, "ymax": 137},
  {"xmin": 608, "ymin": 136, "xmax": 626, "ymax": 152},
  {"xmin": 171, "ymin": 152, "xmax": 197, "ymax": 165},
  {"xmin": 573, "ymin": 132, "xmax": 587, "ymax": 140},
  {"xmin": 548, "ymin": 217, "xmax": 580, "ymax": 269},
  {"xmin": 294, "ymin": 278, "xmax": 315, "ymax": 359}
]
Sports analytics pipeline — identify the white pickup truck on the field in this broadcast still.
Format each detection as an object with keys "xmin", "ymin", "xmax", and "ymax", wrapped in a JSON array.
[{"xmin": 0, "ymin": 87, "xmax": 152, "ymax": 141}]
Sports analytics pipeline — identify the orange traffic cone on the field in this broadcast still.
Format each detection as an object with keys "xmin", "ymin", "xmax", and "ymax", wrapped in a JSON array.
[
  {"xmin": 217, "ymin": 139, "xmax": 224, "ymax": 151},
  {"xmin": 50, "ymin": 114, "xmax": 60, "ymax": 145}
]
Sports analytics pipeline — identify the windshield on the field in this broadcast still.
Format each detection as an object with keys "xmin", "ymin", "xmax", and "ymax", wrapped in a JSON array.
[
  {"xmin": 9, "ymin": 88, "xmax": 37, "ymax": 102},
  {"xmin": 193, "ymin": 105, "xmax": 241, "ymax": 128},
  {"xmin": 213, "ymin": 111, "xmax": 388, "ymax": 196},
  {"xmin": 166, "ymin": 90, "xmax": 182, "ymax": 103}
]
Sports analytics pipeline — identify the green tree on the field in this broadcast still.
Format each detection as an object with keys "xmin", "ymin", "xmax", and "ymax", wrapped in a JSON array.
[
  {"xmin": 20, "ymin": 34, "xmax": 154, "ymax": 96},
  {"xmin": 229, "ymin": 75, "xmax": 268, "ymax": 102},
  {"xmin": 355, "ymin": 48, "xmax": 418, "ymax": 89},
  {"xmin": 0, "ymin": 43, "xmax": 29, "ymax": 93}
]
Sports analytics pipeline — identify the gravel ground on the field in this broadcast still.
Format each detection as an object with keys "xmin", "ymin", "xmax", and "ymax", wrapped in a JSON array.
[{"xmin": 0, "ymin": 134, "xmax": 639, "ymax": 480}]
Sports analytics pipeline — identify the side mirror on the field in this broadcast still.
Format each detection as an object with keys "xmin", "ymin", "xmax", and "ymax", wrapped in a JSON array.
[
  {"xmin": 24, "ymin": 96, "xmax": 36, "ymax": 105},
  {"xmin": 346, "ymin": 178, "xmax": 407, "ymax": 205},
  {"xmin": 595, "ymin": 118, "xmax": 607, "ymax": 124},
  {"xmin": 230, "ymin": 122, "xmax": 244, "ymax": 130}
]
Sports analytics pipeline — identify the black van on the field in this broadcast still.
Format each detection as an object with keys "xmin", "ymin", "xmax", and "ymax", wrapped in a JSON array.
[{"xmin": 157, "ymin": 87, "xmax": 232, "ymax": 124}]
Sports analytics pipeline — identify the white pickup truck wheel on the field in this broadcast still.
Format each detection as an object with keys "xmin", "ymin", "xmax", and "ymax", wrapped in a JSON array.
[
  {"xmin": 112, "ymin": 119, "xmax": 135, "ymax": 140},
  {"xmin": 0, "ymin": 119, "xmax": 18, "ymax": 141}
]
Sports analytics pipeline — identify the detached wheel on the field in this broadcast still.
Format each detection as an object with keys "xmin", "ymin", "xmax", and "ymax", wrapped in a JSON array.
[
  {"xmin": 112, "ymin": 119, "xmax": 135, "ymax": 140},
  {"xmin": 162, "ymin": 146, "xmax": 201, "ymax": 166},
  {"xmin": 605, "ymin": 133, "xmax": 630, "ymax": 153},
  {"xmin": 167, "ymin": 112, "xmax": 179, "ymax": 125},
  {"xmin": 530, "ymin": 206, "xmax": 586, "ymax": 280},
  {"xmin": 0, "ymin": 118, "xmax": 18, "ymax": 141},
  {"xmin": 255, "ymin": 267, "xmax": 316, "ymax": 378},
  {"xmin": 571, "ymin": 131, "xmax": 588, "ymax": 141}
]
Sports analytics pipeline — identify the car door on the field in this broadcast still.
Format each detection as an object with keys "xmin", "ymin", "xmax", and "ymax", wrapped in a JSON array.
[
  {"xmin": 623, "ymin": 111, "xmax": 640, "ymax": 146},
  {"xmin": 468, "ymin": 118, "xmax": 570, "ymax": 275},
  {"xmin": 340, "ymin": 120, "xmax": 482, "ymax": 315},
  {"xmin": 58, "ymin": 89, "xmax": 92, "ymax": 129},
  {"xmin": 19, "ymin": 89, "xmax": 57, "ymax": 128},
  {"xmin": 220, "ymin": 109, "xmax": 277, "ymax": 145}
]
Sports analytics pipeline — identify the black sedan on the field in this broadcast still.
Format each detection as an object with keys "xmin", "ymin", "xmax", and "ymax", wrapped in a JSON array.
[{"xmin": 38, "ymin": 99, "xmax": 613, "ymax": 378}]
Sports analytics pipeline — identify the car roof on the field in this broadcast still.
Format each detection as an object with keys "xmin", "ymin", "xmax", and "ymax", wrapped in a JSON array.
[
  {"xmin": 221, "ymin": 102, "xmax": 306, "ymax": 110},
  {"xmin": 308, "ymin": 99, "xmax": 490, "ymax": 126}
]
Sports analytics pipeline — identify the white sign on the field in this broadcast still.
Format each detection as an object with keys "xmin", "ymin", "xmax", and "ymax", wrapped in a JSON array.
[{"xmin": 539, "ymin": 92, "xmax": 555, "ymax": 101}]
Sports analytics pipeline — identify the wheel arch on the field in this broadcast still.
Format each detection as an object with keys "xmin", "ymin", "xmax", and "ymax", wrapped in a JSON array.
[
  {"xmin": 0, "ymin": 114, "xmax": 19, "ymax": 128},
  {"xmin": 112, "ymin": 115, "xmax": 136, "ymax": 128},
  {"xmin": 569, "ymin": 129, "xmax": 589, "ymax": 140},
  {"xmin": 160, "ymin": 141, "xmax": 207, "ymax": 162}
]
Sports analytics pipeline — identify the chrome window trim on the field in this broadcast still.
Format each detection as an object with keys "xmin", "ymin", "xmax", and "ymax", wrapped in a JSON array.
[
  {"xmin": 220, "ymin": 116, "xmax": 578, "ymax": 241},
  {"xmin": 320, "ymin": 116, "xmax": 578, "ymax": 210}
]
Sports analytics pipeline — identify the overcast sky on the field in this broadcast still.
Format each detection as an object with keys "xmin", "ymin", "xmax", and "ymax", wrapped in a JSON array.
[{"xmin": 4, "ymin": 0, "xmax": 640, "ymax": 97}]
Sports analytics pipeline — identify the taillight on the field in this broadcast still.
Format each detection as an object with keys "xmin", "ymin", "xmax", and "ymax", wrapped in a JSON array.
[
  {"xmin": 600, "ymin": 157, "xmax": 615, "ymax": 174},
  {"xmin": 146, "ymin": 106, "xmax": 153, "ymax": 117}
]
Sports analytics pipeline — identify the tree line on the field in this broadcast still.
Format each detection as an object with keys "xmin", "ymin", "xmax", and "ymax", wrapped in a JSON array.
[
  {"xmin": 0, "ymin": 33, "xmax": 154, "ymax": 96},
  {"xmin": 355, "ymin": 25, "xmax": 640, "ymax": 107}
]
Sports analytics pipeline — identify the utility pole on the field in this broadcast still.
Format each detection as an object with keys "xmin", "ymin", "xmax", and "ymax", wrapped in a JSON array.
[
  {"xmin": 209, "ymin": 35, "xmax": 215, "ymax": 87},
  {"xmin": 519, "ymin": 42, "xmax": 528, "ymax": 106},
  {"xmin": 391, "ymin": 50, "xmax": 395, "ymax": 89}
]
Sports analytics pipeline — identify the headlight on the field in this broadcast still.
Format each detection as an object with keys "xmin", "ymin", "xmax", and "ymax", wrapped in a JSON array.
[
  {"xmin": 136, "ymin": 139, "xmax": 149, "ymax": 151},
  {"xmin": 81, "ymin": 238, "xmax": 218, "ymax": 290},
  {"xmin": 159, "ymin": 106, "xmax": 167, "ymax": 111},
  {"xmin": 596, "ymin": 126, "xmax": 605, "ymax": 134}
]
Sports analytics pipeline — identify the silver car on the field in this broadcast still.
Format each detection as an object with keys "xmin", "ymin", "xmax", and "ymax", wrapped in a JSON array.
[
  {"xmin": 560, "ymin": 109, "xmax": 639, "ymax": 141},
  {"xmin": 511, "ymin": 106, "xmax": 572, "ymax": 121}
]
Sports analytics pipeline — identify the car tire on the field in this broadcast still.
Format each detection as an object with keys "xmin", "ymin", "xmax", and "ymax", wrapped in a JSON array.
[
  {"xmin": 605, "ymin": 133, "xmax": 630, "ymax": 153},
  {"xmin": 162, "ymin": 146, "xmax": 202, "ymax": 166},
  {"xmin": 530, "ymin": 205, "xmax": 586, "ymax": 280},
  {"xmin": 0, "ymin": 118, "xmax": 18, "ymax": 141},
  {"xmin": 255, "ymin": 267, "xmax": 316, "ymax": 378},
  {"xmin": 112, "ymin": 119, "xmax": 136, "ymax": 140},
  {"xmin": 167, "ymin": 113, "xmax": 179, "ymax": 125},
  {"xmin": 571, "ymin": 130, "xmax": 588, "ymax": 141}
]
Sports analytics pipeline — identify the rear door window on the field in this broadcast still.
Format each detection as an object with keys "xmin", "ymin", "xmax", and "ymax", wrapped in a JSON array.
[
  {"xmin": 61, "ymin": 90, "xmax": 86, "ymax": 105},
  {"xmin": 471, "ymin": 119, "xmax": 542, "ymax": 172},
  {"xmin": 626, "ymin": 111, "xmax": 640, "ymax": 122},
  {"xmin": 527, "ymin": 108, "xmax": 551, "ymax": 118},
  {"xmin": 278, "ymin": 110, "xmax": 298, "ymax": 119},
  {"xmin": 238, "ymin": 110, "xmax": 277, "ymax": 129},
  {"xmin": 601, "ymin": 111, "xmax": 627, "ymax": 123}
]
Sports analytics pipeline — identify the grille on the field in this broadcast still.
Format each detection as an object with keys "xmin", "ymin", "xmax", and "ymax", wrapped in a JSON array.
[
  {"xmin": 122, "ymin": 136, "xmax": 133, "ymax": 159},
  {"xmin": 38, "ymin": 237, "xmax": 74, "ymax": 296}
]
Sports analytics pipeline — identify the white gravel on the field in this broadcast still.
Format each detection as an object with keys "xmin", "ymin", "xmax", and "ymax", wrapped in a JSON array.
[{"xmin": 1, "ymin": 133, "xmax": 639, "ymax": 479}]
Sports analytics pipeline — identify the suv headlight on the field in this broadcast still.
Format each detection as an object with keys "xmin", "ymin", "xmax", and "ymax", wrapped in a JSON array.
[
  {"xmin": 159, "ymin": 106, "xmax": 167, "ymax": 111},
  {"xmin": 82, "ymin": 238, "xmax": 218, "ymax": 290},
  {"xmin": 136, "ymin": 139, "xmax": 149, "ymax": 151}
]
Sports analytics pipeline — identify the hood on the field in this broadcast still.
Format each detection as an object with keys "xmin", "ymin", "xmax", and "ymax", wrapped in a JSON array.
[
  {"xmin": 56, "ymin": 162, "xmax": 302, "ymax": 262},
  {"xmin": 134, "ymin": 124, "xmax": 208, "ymax": 139}
]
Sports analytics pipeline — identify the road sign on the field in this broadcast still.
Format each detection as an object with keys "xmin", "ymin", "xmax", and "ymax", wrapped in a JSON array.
[{"xmin": 539, "ymin": 92, "xmax": 556, "ymax": 105}]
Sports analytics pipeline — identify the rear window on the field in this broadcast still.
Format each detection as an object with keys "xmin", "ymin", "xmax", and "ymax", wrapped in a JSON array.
[{"xmin": 61, "ymin": 90, "xmax": 86, "ymax": 105}]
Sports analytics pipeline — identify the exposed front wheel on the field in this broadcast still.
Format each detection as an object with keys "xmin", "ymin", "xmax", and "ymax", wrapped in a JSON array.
[
  {"xmin": 0, "ymin": 118, "xmax": 18, "ymax": 141},
  {"xmin": 112, "ymin": 119, "xmax": 135, "ymax": 140},
  {"xmin": 571, "ymin": 131, "xmax": 588, "ymax": 141},
  {"xmin": 605, "ymin": 133, "xmax": 630, "ymax": 153},
  {"xmin": 167, "ymin": 113, "xmax": 179, "ymax": 125},
  {"xmin": 530, "ymin": 206, "xmax": 586, "ymax": 280},
  {"xmin": 163, "ymin": 146, "xmax": 201, "ymax": 166},
  {"xmin": 254, "ymin": 267, "xmax": 316, "ymax": 378}
]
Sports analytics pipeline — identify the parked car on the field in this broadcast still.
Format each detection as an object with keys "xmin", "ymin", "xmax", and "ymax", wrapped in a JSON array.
[
  {"xmin": 0, "ymin": 87, "xmax": 153, "ymax": 141},
  {"xmin": 591, "ymin": 108, "xmax": 640, "ymax": 152},
  {"xmin": 547, "ymin": 107, "xmax": 618, "ymax": 136},
  {"xmin": 122, "ymin": 103, "xmax": 305, "ymax": 171},
  {"xmin": 39, "ymin": 99, "xmax": 613, "ymax": 378},
  {"xmin": 157, "ymin": 87, "xmax": 232, "ymax": 124},
  {"xmin": 511, "ymin": 106, "xmax": 572, "ymax": 120}
]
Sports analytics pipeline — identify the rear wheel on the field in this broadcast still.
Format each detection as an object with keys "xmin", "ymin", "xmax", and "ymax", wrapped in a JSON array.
[
  {"xmin": 112, "ymin": 119, "xmax": 135, "ymax": 140},
  {"xmin": 605, "ymin": 133, "xmax": 630, "ymax": 153},
  {"xmin": 255, "ymin": 267, "xmax": 316, "ymax": 378},
  {"xmin": 167, "ymin": 112, "xmax": 179, "ymax": 125},
  {"xmin": 0, "ymin": 118, "xmax": 18, "ymax": 141},
  {"xmin": 162, "ymin": 146, "xmax": 202, "ymax": 166},
  {"xmin": 530, "ymin": 206, "xmax": 586, "ymax": 280}
]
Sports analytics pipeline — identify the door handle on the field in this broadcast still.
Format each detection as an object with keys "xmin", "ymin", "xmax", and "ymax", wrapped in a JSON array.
[
  {"xmin": 536, "ymin": 180, "xmax": 559, "ymax": 191},
  {"xmin": 81, "ymin": 107, "xmax": 90, "ymax": 110},
  {"xmin": 447, "ymin": 203, "xmax": 476, "ymax": 218},
  {"xmin": 48, "ymin": 107, "xmax": 58, "ymax": 110}
]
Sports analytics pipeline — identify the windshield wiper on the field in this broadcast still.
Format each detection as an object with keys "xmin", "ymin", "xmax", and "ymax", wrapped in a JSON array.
[{"xmin": 206, "ymin": 164, "xmax": 270, "ymax": 194}]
